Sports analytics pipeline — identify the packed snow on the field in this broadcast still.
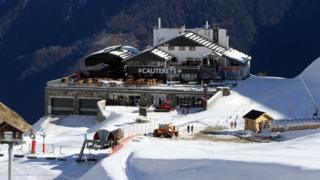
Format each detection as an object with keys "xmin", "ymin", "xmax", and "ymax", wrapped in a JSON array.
[{"xmin": 1, "ymin": 57, "xmax": 320, "ymax": 180}]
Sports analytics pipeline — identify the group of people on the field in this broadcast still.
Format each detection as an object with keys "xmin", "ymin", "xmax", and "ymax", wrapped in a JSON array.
[
  {"xmin": 187, "ymin": 125, "xmax": 194, "ymax": 134},
  {"xmin": 230, "ymin": 121, "xmax": 237, "ymax": 129}
]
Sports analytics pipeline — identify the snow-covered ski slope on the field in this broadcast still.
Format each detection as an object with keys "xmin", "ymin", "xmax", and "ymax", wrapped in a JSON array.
[{"xmin": 1, "ymin": 57, "xmax": 320, "ymax": 180}]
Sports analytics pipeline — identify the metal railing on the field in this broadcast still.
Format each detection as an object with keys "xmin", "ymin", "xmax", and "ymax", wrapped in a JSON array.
[
  {"xmin": 272, "ymin": 116, "xmax": 320, "ymax": 132},
  {"xmin": 46, "ymin": 78, "xmax": 217, "ymax": 93}
]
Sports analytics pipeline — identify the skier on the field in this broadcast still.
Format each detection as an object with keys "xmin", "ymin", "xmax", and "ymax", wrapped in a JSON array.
[
  {"xmin": 191, "ymin": 125, "xmax": 194, "ymax": 134},
  {"xmin": 234, "ymin": 121, "xmax": 237, "ymax": 128},
  {"xmin": 187, "ymin": 125, "xmax": 190, "ymax": 133}
]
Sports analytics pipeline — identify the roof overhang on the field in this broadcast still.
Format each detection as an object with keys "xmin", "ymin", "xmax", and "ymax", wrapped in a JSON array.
[
  {"xmin": 177, "ymin": 31, "xmax": 251, "ymax": 64},
  {"xmin": 0, "ymin": 103, "xmax": 32, "ymax": 133}
]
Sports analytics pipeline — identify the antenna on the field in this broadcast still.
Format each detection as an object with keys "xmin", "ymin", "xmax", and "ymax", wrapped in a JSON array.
[
  {"xmin": 158, "ymin": 17, "xmax": 162, "ymax": 29},
  {"xmin": 205, "ymin": 20, "xmax": 209, "ymax": 29}
]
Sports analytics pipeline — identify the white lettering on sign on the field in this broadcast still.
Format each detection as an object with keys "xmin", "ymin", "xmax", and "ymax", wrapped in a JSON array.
[{"xmin": 138, "ymin": 67, "xmax": 182, "ymax": 74}]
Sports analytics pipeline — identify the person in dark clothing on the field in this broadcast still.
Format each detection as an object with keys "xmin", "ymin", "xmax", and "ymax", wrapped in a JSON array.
[
  {"xmin": 191, "ymin": 125, "xmax": 194, "ymax": 134},
  {"xmin": 187, "ymin": 125, "xmax": 190, "ymax": 133},
  {"xmin": 230, "ymin": 121, "xmax": 234, "ymax": 128},
  {"xmin": 234, "ymin": 121, "xmax": 237, "ymax": 128},
  {"xmin": 314, "ymin": 109, "xmax": 318, "ymax": 116}
]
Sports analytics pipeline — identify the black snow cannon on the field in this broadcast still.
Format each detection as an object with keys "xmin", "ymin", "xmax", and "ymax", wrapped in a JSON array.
[{"xmin": 93, "ymin": 127, "xmax": 124, "ymax": 149}]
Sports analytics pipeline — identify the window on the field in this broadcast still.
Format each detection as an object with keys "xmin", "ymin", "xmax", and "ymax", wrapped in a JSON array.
[
  {"xmin": 178, "ymin": 46, "xmax": 185, "ymax": 51},
  {"xmin": 181, "ymin": 74, "xmax": 197, "ymax": 81},
  {"xmin": 186, "ymin": 59, "xmax": 201, "ymax": 66},
  {"xmin": 189, "ymin": 46, "xmax": 196, "ymax": 51},
  {"xmin": 168, "ymin": 46, "xmax": 175, "ymax": 51},
  {"xmin": 4, "ymin": 131, "xmax": 13, "ymax": 142}
]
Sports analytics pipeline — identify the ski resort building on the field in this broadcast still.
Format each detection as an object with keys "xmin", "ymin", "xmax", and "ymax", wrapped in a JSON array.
[{"xmin": 45, "ymin": 20, "xmax": 250, "ymax": 116}]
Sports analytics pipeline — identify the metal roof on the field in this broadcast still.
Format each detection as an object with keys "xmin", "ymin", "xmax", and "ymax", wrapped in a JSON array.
[
  {"xmin": 124, "ymin": 47, "xmax": 174, "ymax": 62},
  {"xmin": 150, "ymin": 48, "xmax": 174, "ymax": 61},
  {"xmin": 85, "ymin": 45, "xmax": 140, "ymax": 67},
  {"xmin": 183, "ymin": 31, "xmax": 251, "ymax": 64}
]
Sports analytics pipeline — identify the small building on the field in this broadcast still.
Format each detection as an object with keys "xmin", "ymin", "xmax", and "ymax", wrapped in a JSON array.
[
  {"xmin": 0, "ymin": 102, "xmax": 32, "ymax": 144},
  {"xmin": 243, "ymin": 110, "xmax": 273, "ymax": 133}
]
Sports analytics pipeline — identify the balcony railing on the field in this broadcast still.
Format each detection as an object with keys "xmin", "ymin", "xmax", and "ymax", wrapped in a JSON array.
[{"xmin": 47, "ymin": 78, "xmax": 216, "ymax": 93}]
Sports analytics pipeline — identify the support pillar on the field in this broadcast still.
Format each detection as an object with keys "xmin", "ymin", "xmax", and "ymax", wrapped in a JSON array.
[
  {"xmin": 73, "ymin": 95, "xmax": 79, "ymax": 115},
  {"xmin": 8, "ymin": 143, "xmax": 12, "ymax": 180}
]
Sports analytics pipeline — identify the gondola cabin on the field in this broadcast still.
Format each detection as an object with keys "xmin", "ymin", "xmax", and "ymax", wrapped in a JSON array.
[{"xmin": 0, "ymin": 102, "xmax": 32, "ymax": 144}]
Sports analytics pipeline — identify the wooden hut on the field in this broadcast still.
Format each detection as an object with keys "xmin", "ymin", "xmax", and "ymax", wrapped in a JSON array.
[
  {"xmin": 0, "ymin": 102, "xmax": 32, "ymax": 144},
  {"xmin": 243, "ymin": 110, "xmax": 273, "ymax": 133}
]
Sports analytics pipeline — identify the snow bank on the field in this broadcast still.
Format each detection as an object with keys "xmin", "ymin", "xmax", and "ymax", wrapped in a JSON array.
[
  {"xmin": 32, "ymin": 115, "xmax": 55, "ymax": 131},
  {"xmin": 234, "ymin": 75, "xmax": 316, "ymax": 119}
]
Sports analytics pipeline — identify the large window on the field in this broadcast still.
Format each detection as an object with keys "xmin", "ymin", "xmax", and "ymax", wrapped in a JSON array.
[
  {"xmin": 168, "ymin": 46, "xmax": 175, "ymax": 51},
  {"xmin": 186, "ymin": 59, "xmax": 201, "ymax": 66},
  {"xmin": 189, "ymin": 46, "xmax": 196, "ymax": 51},
  {"xmin": 178, "ymin": 46, "xmax": 185, "ymax": 51}
]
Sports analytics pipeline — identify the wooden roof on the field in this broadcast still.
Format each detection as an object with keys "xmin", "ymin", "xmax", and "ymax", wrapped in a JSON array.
[{"xmin": 0, "ymin": 102, "xmax": 32, "ymax": 133}]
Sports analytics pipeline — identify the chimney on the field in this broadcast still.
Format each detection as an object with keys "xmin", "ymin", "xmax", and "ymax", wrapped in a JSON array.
[
  {"xmin": 158, "ymin": 17, "xmax": 162, "ymax": 29},
  {"xmin": 181, "ymin": 25, "xmax": 186, "ymax": 32}
]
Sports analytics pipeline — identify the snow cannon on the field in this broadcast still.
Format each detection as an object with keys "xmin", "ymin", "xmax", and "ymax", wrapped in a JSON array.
[
  {"xmin": 153, "ymin": 123, "xmax": 179, "ymax": 138},
  {"xmin": 77, "ymin": 127, "xmax": 124, "ymax": 163},
  {"xmin": 93, "ymin": 127, "xmax": 124, "ymax": 149}
]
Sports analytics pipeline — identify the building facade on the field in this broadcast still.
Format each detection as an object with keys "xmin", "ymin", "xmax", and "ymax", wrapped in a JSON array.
[{"xmin": 45, "ymin": 81, "xmax": 216, "ymax": 116}]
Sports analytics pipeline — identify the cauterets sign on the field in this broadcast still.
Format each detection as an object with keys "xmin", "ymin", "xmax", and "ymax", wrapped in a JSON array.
[{"xmin": 138, "ymin": 67, "xmax": 182, "ymax": 74}]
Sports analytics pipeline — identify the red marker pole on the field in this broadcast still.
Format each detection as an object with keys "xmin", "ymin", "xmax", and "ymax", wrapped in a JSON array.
[
  {"xmin": 32, "ymin": 140, "xmax": 36, "ymax": 154},
  {"xmin": 30, "ymin": 132, "xmax": 36, "ymax": 154}
]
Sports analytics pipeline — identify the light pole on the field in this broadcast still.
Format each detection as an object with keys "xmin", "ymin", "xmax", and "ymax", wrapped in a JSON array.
[
  {"xmin": 1, "ymin": 131, "xmax": 18, "ymax": 180},
  {"xmin": 8, "ymin": 143, "xmax": 13, "ymax": 180}
]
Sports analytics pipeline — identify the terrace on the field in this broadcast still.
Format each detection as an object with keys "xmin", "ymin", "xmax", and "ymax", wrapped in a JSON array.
[{"xmin": 46, "ymin": 75, "xmax": 217, "ymax": 94}]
